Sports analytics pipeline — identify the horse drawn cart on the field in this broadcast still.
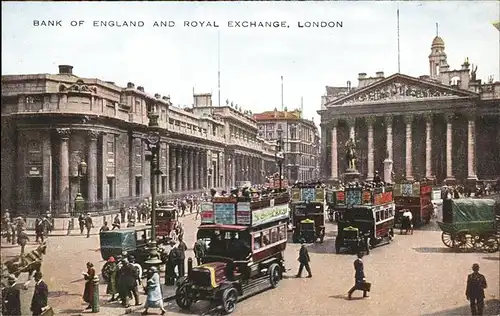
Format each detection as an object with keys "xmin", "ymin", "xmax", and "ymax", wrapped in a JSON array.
[
  {"xmin": 1, "ymin": 242, "xmax": 47, "ymax": 287},
  {"xmin": 438, "ymin": 198, "xmax": 499, "ymax": 252}
]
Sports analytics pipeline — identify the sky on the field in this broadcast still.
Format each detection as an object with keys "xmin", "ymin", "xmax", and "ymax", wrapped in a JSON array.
[{"xmin": 2, "ymin": 1, "xmax": 499, "ymax": 126}]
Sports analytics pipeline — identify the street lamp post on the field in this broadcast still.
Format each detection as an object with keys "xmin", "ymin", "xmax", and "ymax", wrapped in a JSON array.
[
  {"xmin": 145, "ymin": 111, "xmax": 163, "ymax": 269},
  {"xmin": 275, "ymin": 126, "xmax": 285, "ymax": 191}
]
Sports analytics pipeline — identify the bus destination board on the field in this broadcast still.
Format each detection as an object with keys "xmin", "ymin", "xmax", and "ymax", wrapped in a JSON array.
[
  {"xmin": 236, "ymin": 202, "xmax": 251, "ymax": 225},
  {"xmin": 200, "ymin": 202, "xmax": 214, "ymax": 224},
  {"xmin": 301, "ymin": 188, "xmax": 316, "ymax": 202},
  {"xmin": 214, "ymin": 203, "xmax": 236, "ymax": 225}
]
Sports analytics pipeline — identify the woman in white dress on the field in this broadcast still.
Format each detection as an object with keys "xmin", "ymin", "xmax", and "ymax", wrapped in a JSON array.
[{"xmin": 142, "ymin": 267, "xmax": 166, "ymax": 315}]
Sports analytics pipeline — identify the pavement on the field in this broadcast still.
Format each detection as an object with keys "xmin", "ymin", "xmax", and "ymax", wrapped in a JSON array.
[{"xmin": 2, "ymin": 212, "xmax": 499, "ymax": 316}]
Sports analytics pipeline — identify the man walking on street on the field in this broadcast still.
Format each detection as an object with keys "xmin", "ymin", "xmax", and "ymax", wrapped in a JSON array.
[
  {"xmin": 30, "ymin": 271, "xmax": 48, "ymax": 316},
  {"xmin": 112, "ymin": 214, "xmax": 121, "ymax": 230},
  {"xmin": 177, "ymin": 236, "xmax": 188, "ymax": 277},
  {"xmin": 296, "ymin": 243, "xmax": 312, "ymax": 278},
  {"xmin": 348, "ymin": 252, "xmax": 370, "ymax": 300},
  {"xmin": 84, "ymin": 213, "xmax": 93, "ymax": 238},
  {"xmin": 466, "ymin": 263, "xmax": 487, "ymax": 316},
  {"xmin": 128, "ymin": 255, "xmax": 142, "ymax": 306},
  {"xmin": 78, "ymin": 213, "xmax": 85, "ymax": 235}
]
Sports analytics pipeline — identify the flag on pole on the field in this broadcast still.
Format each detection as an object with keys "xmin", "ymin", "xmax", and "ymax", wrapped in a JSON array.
[{"xmin": 493, "ymin": 21, "xmax": 500, "ymax": 31}]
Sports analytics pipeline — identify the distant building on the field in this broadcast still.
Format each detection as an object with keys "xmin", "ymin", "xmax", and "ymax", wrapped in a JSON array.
[
  {"xmin": 1, "ymin": 65, "xmax": 276, "ymax": 216},
  {"xmin": 253, "ymin": 108, "xmax": 320, "ymax": 182},
  {"xmin": 318, "ymin": 36, "xmax": 500, "ymax": 186}
]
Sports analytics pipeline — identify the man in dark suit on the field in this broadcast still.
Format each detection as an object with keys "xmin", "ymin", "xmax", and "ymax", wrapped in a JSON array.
[
  {"xmin": 31, "ymin": 271, "xmax": 48, "ymax": 316},
  {"xmin": 296, "ymin": 243, "xmax": 312, "ymax": 278},
  {"xmin": 348, "ymin": 252, "xmax": 369, "ymax": 299},
  {"xmin": 466, "ymin": 263, "xmax": 487, "ymax": 316}
]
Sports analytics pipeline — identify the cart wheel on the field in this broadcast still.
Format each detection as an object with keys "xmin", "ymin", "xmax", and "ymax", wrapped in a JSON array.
[
  {"xmin": 222, "ymin": 287, "xmax": 238, "ymax": 314},
  {"xmin": 455, "ymin": 232, "xmax": 474, "ymax": 252},
  {"xmin": 268, "ymin": 263, "xmax": 281, "ymax": 288},
  {"xmin": 483, "ymin": 236, "xmax": 500, "ymax": 253},
  {"xmin": 441, "ymin": 232, "xmax": 454, "ymax": 248},
  {"xmin": 175, "ymin": 282, "xmax": 193, "ymax": 309}
]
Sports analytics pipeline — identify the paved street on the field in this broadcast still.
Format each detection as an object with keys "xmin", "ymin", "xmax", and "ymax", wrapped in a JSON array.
[{"xmin": 2, "ymin": 215, "xmax": 499, "ymax": 316}]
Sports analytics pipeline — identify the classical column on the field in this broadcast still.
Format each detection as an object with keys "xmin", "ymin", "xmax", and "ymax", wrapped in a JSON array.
[
  {"xmin": 467, "ymin": 114, "xmax": 477, "ymax": 179},
  {"xmin": 56, "ymin": 128, "xmax": 71, "ymax": 214},
  {"xmin": 188, "ymin": 149, "xmax": 194, "ymax": 190},
  {"xmin": 424, "ymin": 114, "xmax": 434, "ymax": 180},
  {"xmin": 87, "ymin": 130, "xmax": 99, "ymax": 205},
  {"xmin": 193, "ymin": 150, "xmax": 199, "ymax": 190},
  {"xmin": 182, "ymin": 148, "xmax": 188, "ymax": 192},
  {"xmin": 404, "ymin": 115, "xmax": 414, "ymax": 181},
  {"xmin": 175, "ymin": 148, "xmax": 181, "ymax": 192},
  {"xmin": 366, "ymin": 116, "xmax": 375, "ymax": 181},
  {"xmin": 165, "ymin": 143, "xmax": 170, "ymax": 194},
  {"xmin": 169, "ymin": 147, "xmax": 175, "ymax": 192},
  {"xmin": 384, "ymin": 116, "xmax": 393, "ymax": 160},
  {"xmin": 198, "ymin": 151, "xmax": 204, "ymax": 190},
  {"xmin": 445, "ymin": 113, "xmax": 455, "ymax": 182},
  {"xmin": 330, "ymin": 120, "xmax": 338, "ymax": 179},
  {"xmin": 231, "ymin": 155, "xmax": 236, "ymax": 186}
]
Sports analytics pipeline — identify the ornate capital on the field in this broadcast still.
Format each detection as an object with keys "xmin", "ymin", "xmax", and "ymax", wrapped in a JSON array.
[
  {"xmin": 345, "ymin": 117, "xmax": 356, "ymax": 127},
  {"xmin": 444, "ymin": 112, "xmax": 454, "ymax": 123},
  {"xmin": 404, "ymin": 115, "xmax": 413, "ymax": 125},
  {"xmin": 423, "ymin": 112, "xmax": 433, "ymax": 123},
  {"xmin": 88, "ymin": 130, "xmax": 100, "ymax": 140},
  {"xmin": 365, "ymin": 116, "xmax": 376, "ymax": 126},
  {"xmin": 383, "ymin": 116, "xmax": 393, "ymax": 126},
  {"xmin": 330, "ymin": 118, "xmax": 338, "ymax": 127},
  {"xmin": 462, "ymin": 111, "xmax": 476, "ymax": 122},
  {"xmin": 56, "ymin": 128, "xmax": 71, "ymax": 140}
]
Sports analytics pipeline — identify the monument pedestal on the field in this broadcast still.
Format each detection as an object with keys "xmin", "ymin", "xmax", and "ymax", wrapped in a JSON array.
[
  {"xmin": 343, "ymin": 168, "xmax": 360, "ymax": 183},
  {"xmin": 444, "ymin": 177, "xmax": 457, "ymax": 186},
  {"xmin": 383, "ymin": 159, "xmax": 393, "ymax": 184}
]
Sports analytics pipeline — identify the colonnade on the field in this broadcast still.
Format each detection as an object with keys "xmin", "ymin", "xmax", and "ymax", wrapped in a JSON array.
[{"xmin": 328, "ymin": 113, "xmax": 477, "ymax": 182}]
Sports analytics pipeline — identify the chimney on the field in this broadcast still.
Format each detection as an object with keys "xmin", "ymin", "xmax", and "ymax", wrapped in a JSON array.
[
  {"xmin": 162, "ymin": 96, "xmax": 169, "ymax": 101},
  {"xmin": 58, "ymin": 65, "xmax": 73, "ymax": 75},
  {"xmin": 127, "ymin": 82, "xmax": 135, "ymax": 89},
  {"xmin": 358, "ymin": 73, "xmax": 367, "ymax": 80},
  {"xmin": 137, "ymin": 86, "xmax": 145, "ymax": 92},
  {"xmin": 154, "ymin": 93, "xmax": 161, "ymax": 99},
  {"xmin": 105, "ymin": 81, "xmax": 115, "ymax": 85},
  {"xmin": 376, "ymin": 71, "xmax": 384, "ymax": 78},
  {"xmin": 347, "ymin": 80, "xmax": 351, "ymax": 93}
]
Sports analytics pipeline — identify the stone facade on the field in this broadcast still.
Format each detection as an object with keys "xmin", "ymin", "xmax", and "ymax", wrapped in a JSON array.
[
  {"xmin": 318, "ymin": 36, "xmax": 500, "ymax": 184},
  {"xmin": 253, "ymin": 109, "xmax": 320, "ymax": 182},
  {"xmin": 1, "ymin": 65, "xmax": 276, "ymax": 216}
]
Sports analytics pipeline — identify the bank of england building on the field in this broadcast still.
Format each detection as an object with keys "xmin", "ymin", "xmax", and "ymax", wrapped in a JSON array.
[{"xmin": 1, "ymin": 66, "xmax": 277, "ymax": 216}]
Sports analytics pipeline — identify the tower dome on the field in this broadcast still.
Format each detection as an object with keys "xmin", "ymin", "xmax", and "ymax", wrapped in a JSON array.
[{"xmin": 431, "ymin": 36, "xmax": 445, "ymax": 48}]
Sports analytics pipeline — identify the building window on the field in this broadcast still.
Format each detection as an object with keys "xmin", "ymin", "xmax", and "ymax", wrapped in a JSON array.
[
  {"xmin": 135, "ymin": 176, "xmax": 142, "ymax": 196},
  {"xmin": 135, "ymin": 144, "xmax": 142, "ymax": 165},
  {"xmin": 161, "ymin": 176, "xmax": 167, "ymax": 194},
  {"xmin": 107, "ymin": 141, "xmax": 114, "ymax": 154},
  {"xmin": 25, "ymin": 96, "xmax": 34, "ymax": 104},
  {"xmin": 135, "ymin": 100, "xmax": 141, "ymax": 113},
  {"xmin": 161, "ymin": 109, "xmax": 166, "ymax": 121},
  {"xmin": 107, "ymin": 177, "xmax": 115, "ymax": 199}
]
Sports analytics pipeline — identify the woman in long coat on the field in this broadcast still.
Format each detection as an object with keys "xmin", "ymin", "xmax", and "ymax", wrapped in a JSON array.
[
  {"xmin": 82, "ymin": 262, "xmax": 96, "ymax": 309},
  {"xmin": 105, "ymin": 257, "xmax": 118, "ymax": 302},
  {"xmin": 142, "ymin": 267, "xmax": 166, "ymax": 315}
]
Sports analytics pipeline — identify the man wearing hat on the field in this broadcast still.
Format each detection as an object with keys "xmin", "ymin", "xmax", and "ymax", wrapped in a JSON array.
[
  {"xmin": 31, "ymin": 271, "xmax": 49, "ymax": 316},
  {"xmin": 466, "ymin": 263, "xmax": 488, "ymax": 316},
  {"xmin": 348, "ymin": 252, "xmax": 369, "ymax": 300},
  {"xmin": 296, "ymin": 243, "xmax": 312, "ymax": 278},
  {"xmin": 84, "ymin": 213, "xmax": 93, "ymax": 238},
  {"xmin": 128, "ymin": 255, "xmax": 142, "ymax": 306},
  {"xmin": 2, "ymin": 274, "xmax": 30, "ymax": 316},
  {"xmin": 104, "ymin": 257, "xmax": 118, "ymax": 302}
]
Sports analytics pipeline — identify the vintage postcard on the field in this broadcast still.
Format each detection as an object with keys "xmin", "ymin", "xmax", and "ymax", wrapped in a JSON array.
[{"xmin": 1, "ymin": 1, "xmax": 499, "ymax": 316}]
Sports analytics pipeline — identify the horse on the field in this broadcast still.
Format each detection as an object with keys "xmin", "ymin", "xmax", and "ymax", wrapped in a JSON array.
[{"xmin": 2, "ymin": 242, "xmax": 47, "ymax": 279}]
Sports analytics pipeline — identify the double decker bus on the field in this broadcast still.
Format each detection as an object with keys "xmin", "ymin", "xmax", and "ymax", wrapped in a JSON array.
[
  {"xmin": 328, "ymin": 183, "xmax": 395, "ymax": 254},
  {"xmin": 176, "ymin": 190, "xmax": 290, "ymax": 314},
  {"xmin": 290, "ymin": 183, "xmax": 326, "ymax": 243},
  {"xmin": 393, "ymin": 180, "xmax": 433, "ymax": 227}
]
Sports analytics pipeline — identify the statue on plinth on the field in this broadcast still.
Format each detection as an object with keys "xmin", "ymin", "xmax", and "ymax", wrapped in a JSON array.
[{"xmin": 344, "ymin": 138, "xmax": 357, "ymax": 171}]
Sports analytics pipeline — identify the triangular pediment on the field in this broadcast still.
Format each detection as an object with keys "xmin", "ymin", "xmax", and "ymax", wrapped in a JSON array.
[{"xmin": 328, "ymin": 73, "xmax": 478, "ymax": 106}]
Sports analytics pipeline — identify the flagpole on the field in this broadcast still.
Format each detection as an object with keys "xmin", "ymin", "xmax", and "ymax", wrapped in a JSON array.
[
  {"xmin": 397, "ymin": 6, "xmax": 401, "ymax": 73},
  {"xmin": 218, "ymin": 31, "xmax": 221, "ymax": 107},
  {"xmin": 281, "ymin": 76, "xmax": 284, "ymax": 111}
]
